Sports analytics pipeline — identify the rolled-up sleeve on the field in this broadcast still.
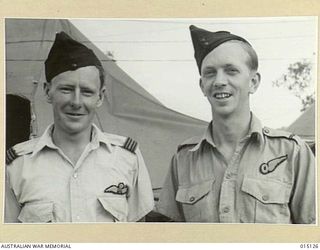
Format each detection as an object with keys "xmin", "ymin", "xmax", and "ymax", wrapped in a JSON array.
[
  {"xmin": 290, "ymin": 143, "xmax": 316, "ymax": 224},
  {"xmin": 157, "ymin": 155, "xmax": 184, "ymax": 222},
  {"xmin": 127, "ymin": 147, "xmax": 154, "ymax": 222}
]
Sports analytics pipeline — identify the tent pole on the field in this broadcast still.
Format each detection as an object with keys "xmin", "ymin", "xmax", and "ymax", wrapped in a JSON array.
[{"xmin": 29, "ymin": 80, "xmax": 39, "ymax": 139}]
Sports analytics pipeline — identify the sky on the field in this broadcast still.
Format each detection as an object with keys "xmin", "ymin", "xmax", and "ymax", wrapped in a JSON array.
[{"xmin": 71, "ymin": 17, "xmax": 317, "ymax": 128}]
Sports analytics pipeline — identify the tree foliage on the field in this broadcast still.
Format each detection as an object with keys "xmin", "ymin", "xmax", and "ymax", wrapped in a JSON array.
[{"xmin": 273, "ymin": 60, "xmax": 314, "ymax": 112}]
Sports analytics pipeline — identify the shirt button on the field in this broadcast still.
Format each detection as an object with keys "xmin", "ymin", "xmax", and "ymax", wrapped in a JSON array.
[
  {"xmin": 262, "ymin": 195, "xmax": 269, "ymax": 201},
  {"xmin": 263, "ymin": 128, "xmax": 270, "ymax": 134},
  {"xmin": 189, "ymin": 196, "xmax": 195, "ymax": 202},
  {"xmin": 73, "ymin": 172, "xmax": 78, "ymax": 178},
  {"xmin": 223, "ymin": 207, "xmax": 230, "ymax": 213}
]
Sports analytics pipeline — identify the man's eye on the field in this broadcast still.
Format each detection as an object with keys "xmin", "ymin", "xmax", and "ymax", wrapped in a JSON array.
[
  {"xmin": 82, "ymin": 90, "xmax": 94, "ymax": 96},
  {"xmin": 60, "ymin": 88, "xmax": 72, "ymax": 93},
  {"xmin": 203, "ymin": 71, "xmax": 216, "ymax": 77},
  {"xmin": 226, "ymin": 68, "xmax": 239, "ymax": 74}
]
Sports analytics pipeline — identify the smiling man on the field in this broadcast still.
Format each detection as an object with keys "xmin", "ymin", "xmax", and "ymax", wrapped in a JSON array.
[
  {"xmin": 5, "ymin": 32, "xmax": 154, "ymax": 223},
  {"xmin": 157, "ymin": 25, "xmax": 315, "ymax": 223}
]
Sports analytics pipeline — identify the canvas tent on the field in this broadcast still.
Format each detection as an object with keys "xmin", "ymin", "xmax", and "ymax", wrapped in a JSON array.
[
  {"xmin": 286, "ymin": 103, "xmax": 315, "ymax": 153},
  {"xmin": 5, "ymin": 18, "xmax": 208, "ymax": 189}
]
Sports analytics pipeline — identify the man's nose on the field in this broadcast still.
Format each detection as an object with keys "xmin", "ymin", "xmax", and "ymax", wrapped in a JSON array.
[
  {"xmin": 213, "ymin": 71, "xmax": 227, "ymax": 87},
  {"xmin": 70, "ymin": 89, "xmax": 82, "ymax": 108}
]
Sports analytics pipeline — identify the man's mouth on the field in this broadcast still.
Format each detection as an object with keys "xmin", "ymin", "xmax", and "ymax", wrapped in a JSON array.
[
  {"xmin": 213, "ymin": 93, "xmax": 232, "ymax": 99},
  {"xmin": 66, "ymin": 113, "xmax": 85, "ymax": 117}
]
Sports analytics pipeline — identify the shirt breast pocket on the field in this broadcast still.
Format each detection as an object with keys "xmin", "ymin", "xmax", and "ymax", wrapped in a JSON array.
[
  {"xmin": 18, "ymin": 201, "xmax": 54, "ymax": 223},
  {"xmin": 241, "ymin": 176, "xmax": 292, "ymax": 223},
  {"xmin": 175, "ymin": 179, "xmax": 214, "ymax": 222},
  {"xmin": 97, "ymin": 194, "xmax": 128, "ymax": 222}
]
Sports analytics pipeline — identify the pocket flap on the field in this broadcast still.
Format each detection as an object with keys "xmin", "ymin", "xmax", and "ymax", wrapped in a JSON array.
[
  {"xmin": 241, "ymin": 176, "xmax": 291, "ymax": 204},
  {"xmin": 18, "ymin": 202, "xmax": 54, "ymax": 223},
  {"xmin": 176, "ymin": 180, "xmax": 213, "ymax": 205},
  {"xmin": 98, "ymin": 195, "xmax": 128, "ymax": 222}
]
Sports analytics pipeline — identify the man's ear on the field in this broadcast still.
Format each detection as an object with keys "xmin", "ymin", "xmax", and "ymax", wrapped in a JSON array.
[
  {"xmin": 43, "ymin": 82, "xmax": 52, "ymax": 103},
  {"xmin": 96, "ymin": 85, "xmax": 106, "ymax": 107},
  {"xmin": 249, "ymin": 72, "xmax": 261, "ymax": 94},
  {"xmin": 199, "ymin": 78, "xmax": 206, "ymax": 96}
]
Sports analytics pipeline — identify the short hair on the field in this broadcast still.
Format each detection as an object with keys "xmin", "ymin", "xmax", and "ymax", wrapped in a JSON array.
[{"xmin": 228, "ymin": 40, "xmax": 259, "ymax": 72}]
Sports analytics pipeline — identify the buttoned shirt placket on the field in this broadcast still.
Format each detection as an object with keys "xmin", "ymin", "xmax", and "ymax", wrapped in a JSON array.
[
  {"xmin": 218, "ymin": 135, "xmax": 251, "ymax": 223},
  {"xmin": 68, "ymin": 140, "xmax": 99, "ymax": 222}
]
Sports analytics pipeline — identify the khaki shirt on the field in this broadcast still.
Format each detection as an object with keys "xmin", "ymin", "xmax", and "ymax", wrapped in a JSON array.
[
  {"xmin": 157, "ymin": 114, "xmax": 315, "ymax": 223},
  {"xmin": 5, "ymin": 124, "xmax": 154, "ymax": 223}
]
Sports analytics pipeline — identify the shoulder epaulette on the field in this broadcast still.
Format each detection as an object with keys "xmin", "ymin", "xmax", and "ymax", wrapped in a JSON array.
[
  {"xmin": 102, "ymin": 133, "xmax": 138, "ymax": 153},
  {"xmin": 177, "ymin": 135, "xmax": 202, "ymax": 152},
  {"xmin": 6, "ymin": 139, "xmax": 38, "ymax": 165},
  {"xmin": 6, "ymin": 147, "xmax": 19, "ymax": 165},
  {"xmin": 122, "ymin": 137, "xmax": 138, "ymax": 153},
  {"xmin": 262, "ymin": 127, "xmax": 299, "ymax": 144}
]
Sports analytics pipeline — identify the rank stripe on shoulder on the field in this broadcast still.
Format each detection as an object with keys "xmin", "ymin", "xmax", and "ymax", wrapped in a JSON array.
[
  {"xmin": 6, "ymin": 147, "xmax": 18, "ymax": 165},
  {"xmin": 123, "ymin": 137, "xmax": 138, "ymax": 153}
]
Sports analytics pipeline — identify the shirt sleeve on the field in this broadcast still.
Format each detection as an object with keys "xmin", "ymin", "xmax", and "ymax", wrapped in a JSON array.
[
  {"xmin": 156, "ymin": 155, "xmax": 185, "ymax": 222},
  {"xmin": 127, "ymin": 147, "xmax": 154, "ymax": 222},
  {"xmin": 5, "ymin": 164, "xmax": 21, "ymax": 223},
  {"xmin": 289, "ymin": 142, "xmax": 316, "ymax": 224}
]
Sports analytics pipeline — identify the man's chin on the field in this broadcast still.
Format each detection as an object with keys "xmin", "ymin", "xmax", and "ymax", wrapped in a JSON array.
[
  {"xmin": 211, "ymin": 107, "xmax": 233, "ymax": 118},
  {"xmin": 62, "ymin": 123, "xmax": 92, "ymax": 135}
]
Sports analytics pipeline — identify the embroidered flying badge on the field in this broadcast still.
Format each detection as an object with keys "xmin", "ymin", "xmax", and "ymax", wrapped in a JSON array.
[
  {"xmin": 104, "ymin": 182, "xmax": 129, "ymax": 197},
  {"xmin": 259, "ymin": 155, "xmax": 288, "ymax": 175}
]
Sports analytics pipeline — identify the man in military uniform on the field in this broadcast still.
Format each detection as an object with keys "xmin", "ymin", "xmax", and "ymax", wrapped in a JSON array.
[
  {"xmin": 5, "ymin": 32, "xmax": 154, "ymax": 223},
  {"xmin": 157, "ymin": 25, "xmax": 315, "ymax": 223}
]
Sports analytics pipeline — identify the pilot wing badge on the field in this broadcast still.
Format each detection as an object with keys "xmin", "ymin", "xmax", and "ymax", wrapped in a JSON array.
[
  {"xmin": 259, "ymin": 155, "xmax": 288, "ymax": 175},
  {"xmin": 104, "ymin": 182, "xmax": 129, "ymax": 197}
]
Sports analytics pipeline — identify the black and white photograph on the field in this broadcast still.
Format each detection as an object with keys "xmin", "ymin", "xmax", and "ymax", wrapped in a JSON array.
[{"xmin": 4, "ymin": 17, "xmax": 317, "ymax": 224}]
